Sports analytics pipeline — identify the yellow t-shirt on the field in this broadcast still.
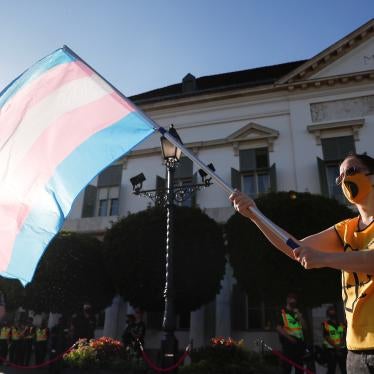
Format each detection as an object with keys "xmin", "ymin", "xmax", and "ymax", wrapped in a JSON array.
[{"xmin": 335, "ymin": 216, "xmax": 374, "ymax": 350}]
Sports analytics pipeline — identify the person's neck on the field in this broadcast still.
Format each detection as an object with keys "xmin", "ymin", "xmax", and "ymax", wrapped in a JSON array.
[
  {"xmin": 357, "ymin": 205, "xmax": 374, "ymax": 228},
  {"xmin": 357, "ymin": 191, "xmax": 374, "ymax": 227}
]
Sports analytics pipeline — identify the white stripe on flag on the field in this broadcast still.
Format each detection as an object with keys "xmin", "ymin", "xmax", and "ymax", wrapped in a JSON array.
[{"xmin": 0, "ymin": 75, "xmax": 114, "ymax": 181}]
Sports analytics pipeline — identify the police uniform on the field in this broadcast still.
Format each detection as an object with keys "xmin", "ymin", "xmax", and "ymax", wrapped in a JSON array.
[
  {"xmin": 0, "ymin": 325, "xmax": 10, "ymax": 362},
  {"xmin": 9, "ymin": 325, "xmax": 23, "ymax": 364},
  {"xmin": 23, "ymin": 324, "xmax": 35, "ymax": 366},
  {"xmin": 35, "ymin": 327, "xmax": 49, "ymax": 364},
  {"xmin": 278, "ymin": 308, "xmax": 306, "ymax": 374},
  {"xmin": 322, "ymin": 319, "xmax": 347, "ymax": 374}
]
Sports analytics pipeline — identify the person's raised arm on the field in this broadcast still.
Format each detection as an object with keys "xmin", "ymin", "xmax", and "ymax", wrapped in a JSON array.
[{"xmin": 230, "ymin": 191, "xmax": 300, "ymax": 259}]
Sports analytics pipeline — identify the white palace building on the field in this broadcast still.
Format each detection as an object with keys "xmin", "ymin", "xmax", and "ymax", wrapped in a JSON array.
[{"xmin": 63, "ymin": 19, "xmax": 374, "ymax": 351}]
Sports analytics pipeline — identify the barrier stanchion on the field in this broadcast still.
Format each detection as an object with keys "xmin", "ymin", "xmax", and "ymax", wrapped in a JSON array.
[{"xmin": 256, "ymin": 339, "xmax": 315, "ymax": 374}]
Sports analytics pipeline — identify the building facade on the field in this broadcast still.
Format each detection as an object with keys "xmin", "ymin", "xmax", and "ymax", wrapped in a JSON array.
[{"xmin": 63, "ymin": 19, "xmax": 374, "ymax": 351}]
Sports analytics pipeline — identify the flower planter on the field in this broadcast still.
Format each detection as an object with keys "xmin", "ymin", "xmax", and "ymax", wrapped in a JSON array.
[{"xmin": 63, "ymin": 337, "xmax": 148, "ymax": 374}]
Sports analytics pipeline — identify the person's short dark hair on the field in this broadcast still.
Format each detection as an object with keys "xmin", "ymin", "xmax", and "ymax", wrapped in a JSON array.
[
  {"xmin": 344, "ymin": 152, "xmax": 374, "ymax": 173},
  {"xmin": 326, "ymin": 304, "xmax": 336, "ymax": 314}
]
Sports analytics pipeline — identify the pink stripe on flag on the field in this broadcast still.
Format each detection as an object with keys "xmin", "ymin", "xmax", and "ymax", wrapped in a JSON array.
[
  {"xmin": 0, "ymin": 61, "xmax": 93, "ymax": 150},
  {"xmin": 0, "ymin": 92, "xmax": 135, "ymax": 270}
]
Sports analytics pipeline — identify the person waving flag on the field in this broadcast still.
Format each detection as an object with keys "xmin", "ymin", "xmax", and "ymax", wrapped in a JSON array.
[{"xmin": 0, "ymin": 46, "xmax": 155, "ymax": 284}]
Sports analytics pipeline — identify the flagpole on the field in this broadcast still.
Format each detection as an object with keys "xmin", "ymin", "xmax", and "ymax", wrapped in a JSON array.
[
  {"xmin": 62, "ymin": 45, "xmax": 299, "ymax": 251},
  {"xmin": 160, "ymin": 131, "xmax": 300, "ymax": 251}
]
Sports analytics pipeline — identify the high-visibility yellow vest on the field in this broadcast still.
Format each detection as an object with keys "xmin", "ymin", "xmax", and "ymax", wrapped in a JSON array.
[
  {"xmin": 0, "ymin": 327, "xmax": 10, "ymax": 340},
  {"xmin": 36, "ymin": 328, "xmax": 48, "ymax": 342},
  {"xmin": 323, "ymin": 321, "xmax": 345, "ymax": 348},
  {"xmin": 281, "ymin": 309, "xmax": 304, "ymax": 340},
  {"xmin": 24, "ymin": 327, "xmax": 35, "ymax": 340},
  {"xmin": 11, "ymin": 328, "xmax": 22, "ymax": 341}
]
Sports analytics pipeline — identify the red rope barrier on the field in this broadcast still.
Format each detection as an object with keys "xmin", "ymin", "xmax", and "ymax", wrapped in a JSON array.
[
  {"xmin": 270, "ymin": 348, "xmax": 315, "ymax": 374},
  {"xmin": 0, "ymin": 344, "xmax": 75, "ymax": 369},
  {"xmin": 256, "ymin": 339, "xmax": 315, "ymax": 374},
  {"xmin": 138, "ymin": 341, "xmax": 191, "ymax": 373}
]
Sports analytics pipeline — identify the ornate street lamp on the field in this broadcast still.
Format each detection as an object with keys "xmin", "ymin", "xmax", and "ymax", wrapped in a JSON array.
[
  {"xmin": 130, "ymin": 125, "xmax": 214, "ymax": 371},
  {"xmin": 160, "ymin": 124, "xmax": 182, "ymax": 163},
  {"xmin": 160, "ymin": 124, "xmax": 180, "ymax": 370}
]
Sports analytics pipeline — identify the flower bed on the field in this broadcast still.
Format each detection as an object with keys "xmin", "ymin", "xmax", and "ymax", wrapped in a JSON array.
[
  {"xmin": 179, "ymin": 337, "xmax": 280, "ymax": 374},
  {"xmin": 63, "ymin": 337, "xmax": 146, "ymax": 372}
]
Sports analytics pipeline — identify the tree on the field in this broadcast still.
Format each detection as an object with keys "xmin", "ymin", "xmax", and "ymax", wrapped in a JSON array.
[
  {"xmin": 0, "ymin": 277, "xmax": 24, "ymax": 311},
  {"xmin": 24, "ymin": 232, "xmax": 115, "ymax": 314},
  {"xmin": 103, "ymin": 206, "xmax": 226, "ymax": 312},
  {"xmin": 225, "ymin": 192, "xmax": 355, "ymax": 307}
]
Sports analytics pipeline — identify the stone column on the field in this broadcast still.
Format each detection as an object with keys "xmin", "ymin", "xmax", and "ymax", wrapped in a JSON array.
[
  {"xmin": 215, "ymin": 261, "xmax": 233, "ymax": 337},
  {"xmin": 189, "ymin": 306, "xmax": 205, "ymax": 348},
  {"xmin": 103, "ymin": 295, "xmax": 127, "ymax": 339}
]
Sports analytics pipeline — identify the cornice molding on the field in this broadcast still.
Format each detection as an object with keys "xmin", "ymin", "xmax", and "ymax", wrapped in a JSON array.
[
  {"xmin": 137, "ymin": 70, "xmax": 374, "ymax": 112},
  {"xmin": 121, "ymin": 122, "xmax": 279, "ymax": 166},
  {"xmin": 137, "ymin": 83, "xmax": 286, "ymax": 112},
  {"xmin": 307, "ymin": 118, "xmax": 364, "ymax": 145},
  {"xmin": 282, "ymin": 70, "xmax": 374, "ymax": 92}
]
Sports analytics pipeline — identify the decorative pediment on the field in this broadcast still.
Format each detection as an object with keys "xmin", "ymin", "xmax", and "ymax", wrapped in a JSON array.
[
  {"xmin": 227, "ymin": 122, "xmax": 279, "ymax": 154},
  {"xmin": 307, "ymin": 119, "xmax": 364, "ymax": 145},
  {"xmin": 276, "ymin": 19, "xmax": 374, "ymax": 89}
]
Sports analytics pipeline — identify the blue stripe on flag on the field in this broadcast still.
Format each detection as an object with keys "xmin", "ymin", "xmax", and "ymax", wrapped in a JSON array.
[
  {"xmin": 3, "ymin": 111, "xmax": 155, "ymax": 284},
  {"xmin": 0, "ymin": 49, "xmax": 75, "ymax": 109}
]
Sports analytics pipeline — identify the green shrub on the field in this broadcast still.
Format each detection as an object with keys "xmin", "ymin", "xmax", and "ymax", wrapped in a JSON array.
[{"xmin": 179, "ymin": 337, "xmax": 280, "ymax": 374}]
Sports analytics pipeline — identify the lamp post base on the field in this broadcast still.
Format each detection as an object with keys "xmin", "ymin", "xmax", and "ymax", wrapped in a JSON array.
[{"xmin": 161, "ymin": 332, "xmax": 179, "ymax": 372}]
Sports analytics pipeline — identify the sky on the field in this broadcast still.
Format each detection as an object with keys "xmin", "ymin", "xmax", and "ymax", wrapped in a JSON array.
[{"xmin": 0, "ymin": 0, "xmax": 373, "ymax": 97}]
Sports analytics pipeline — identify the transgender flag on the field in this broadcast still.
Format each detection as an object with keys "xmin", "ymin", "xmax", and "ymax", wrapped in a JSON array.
[{"xmin": 0, "ymin": 46, "xmax": 155, "ymax": 284}]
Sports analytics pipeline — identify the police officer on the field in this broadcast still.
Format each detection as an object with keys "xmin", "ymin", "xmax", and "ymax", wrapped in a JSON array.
[
  {"xmin": 9, "ymin": 320, "xmax": 23, "ymax": 364},
  {"xmin": 276, "ymin": 293, "xmax": 308, "ymax": 374},
  {"xmin": 322, "ymin": 305, "xmax": 347, "ymax": 374},
  {"xmin": 23, "ymin": 318, "xmax": 35, "ymax": 366},
  {"xmin": 0, "ymin": 320, "xmax": 11, "ymax": 363},
  {"xmin": 35, "ymin": 321, "xmax": 49, "ymax": 365}
]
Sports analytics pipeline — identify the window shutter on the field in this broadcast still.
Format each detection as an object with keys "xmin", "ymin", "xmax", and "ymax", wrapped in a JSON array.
[
  {"xmin": 81, "ymin": 185, "xmax": 97, "ymax": 218},
  {"xmin": 231, "ymin": 168, "xmax": 241, "ymax": 190},
  {"xmin": 317, "ymin": 157, "xmax": 329, "ymax": 197},
  {"xmin": 239, "ymin": 149, "xmax": 256, "ymax": 171},
  {"xmin": 98, "ymin": 165, "xmax": 122, "ymax": 187},
  {"xmin": 321, "ymin": 136, "xmax": 355, "ymax": 161},
  {"xmin": 191, "ymin": 172, "xmax": 198, "ymax": 207},
  {"xmin": 156, "ymin": 175, "xmax": 166, "ymax": 190},
  {"xmin": 269, "ymin": 163, "xmax": 277, "ymax": 192},
  {"xmin": 155, "ymin": 175, "xmax": 166, "ymax": 206},
  {"xmin": 175, "ymin": 157, "xmax": 193, "ymax": 179}
]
